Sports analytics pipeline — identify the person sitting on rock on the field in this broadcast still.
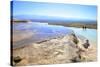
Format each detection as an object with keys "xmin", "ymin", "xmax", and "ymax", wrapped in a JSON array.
[{"xmin": 82, "ymin": 40, "xmax": 90, "ymax": 49}]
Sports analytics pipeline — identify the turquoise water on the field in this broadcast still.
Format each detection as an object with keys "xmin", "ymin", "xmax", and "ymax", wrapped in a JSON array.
[
  {"xmin": 67, "ymin": 27, "xmax": 97, "ymax": 45},
  {"xmin": 13, "ymin": 22, "xmax": 97, "ymax": 44},
  {"xmin": 13, "ymin": 22, "xmax": 97, "ymax": 48}
]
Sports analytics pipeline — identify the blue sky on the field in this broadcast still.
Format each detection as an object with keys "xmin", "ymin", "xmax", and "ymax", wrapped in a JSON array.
[{"xmin": 11, "ymin": 1, "xmax": 97, "ymax": 21}]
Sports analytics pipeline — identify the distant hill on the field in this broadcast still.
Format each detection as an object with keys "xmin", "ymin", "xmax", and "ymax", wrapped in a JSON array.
[
  {"xmin": 12, "ymin": 15, "xmax": 97, "ymax": 24},
  {"xmin": 12, "ymin": 15, "xmax": 97, "ymax": 29}
]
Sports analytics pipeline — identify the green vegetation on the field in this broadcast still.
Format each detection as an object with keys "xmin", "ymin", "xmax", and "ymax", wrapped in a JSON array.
[
  {"xmin": 12, "ymin": 19, "xmax": 29, "ymax": 23},
  {"xmin": 12, "ymin": 19, "xmax": 97, "ymax": 29},
  {"xmin": 65, "ymin": 23, "xmax": 97, "ymax": 29},
  {"xmin": 49, "ymin": 22, "xmax": 97, "ymax": 29}
]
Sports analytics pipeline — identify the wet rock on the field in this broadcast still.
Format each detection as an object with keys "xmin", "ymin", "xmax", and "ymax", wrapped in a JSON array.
[
  {"xmin": 70, "ymin": 56, "xmax": 81, "ymax": 62},
  {"xmin": 13, "ymin": 56, "xmax": 22, "ymax": 65},
  {"xmin": 71, "ymin": 33, "xmax": 79, "ymax": 44}
]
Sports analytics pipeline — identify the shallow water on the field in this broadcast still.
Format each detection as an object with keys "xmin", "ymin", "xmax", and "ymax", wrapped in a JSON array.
[
  {"xmin": 13, "ymin": 22, "xmax": 97, "ymax": 48},
  {"xmin": 13, "ymin": 22, "xmax": 74, "ymax": 48},
  {"xmin": 66, "ymin": 27, "xmax": 97, "ymax": 45}
]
